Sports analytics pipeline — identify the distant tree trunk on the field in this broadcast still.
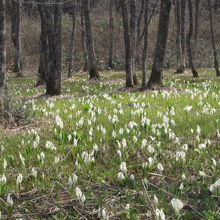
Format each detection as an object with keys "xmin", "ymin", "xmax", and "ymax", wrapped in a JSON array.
[
  {"xmin": 136, "ymin": 0, "xmax": 145, "ymax": 67},
  {"xmin": 180, "ymin": 0, "xmax": 186, "ymax": 71},
  {"xmin": 186, "ymin": 0, "xmax": 199, "ymax": 78},
  {"xmin": 121, "ymin": 0, "xmax": 134, "ymax": 87},
  {"xmin": 108, "ymin": 0, "xmax": 114, "ymax": 69},
  {"xmin": 68, "ymin": 3, "xmax": 76, "ymax": 78},
  {"xmin": 207, "ymin": 0, "xmax": 220, "ymax": 77},
  {"xmin": 39, "ymin": 0, "xmax": 63, "ymax": 95},
  {"xmin": 35, "ymin": 5, "xmax": 46, "ymax": 87},
  {"xmin": 83, "ymin": 0, "xmax": 100, "ymax": 80},
  {"xmin": 11, "ymin": 0, "xmax": 22, "ymax": 76},
  {"xmin": 193, "ymin": 0, "xmax": 200, "ymax": 60},
  {"xmin": 175, "ymin": 0, "xmax": 184, "ymax": 74},
  {"xmin": 80, "ymin": 0, "xmax": 88, "ymax": 71},
  {"xmin": 146, "ymin": 0, "xmax": 172, "ymax": 89},
  {"xmin": 129, "ymin": 0, "xmax": 138, "ymax": 85},
  {"xmin": 0, "ymin": 0, "xmax": 6, "ymax": 110},
  {"xmin": 141, "ymin": 0, "xmax": 149, "ymax": 88}
]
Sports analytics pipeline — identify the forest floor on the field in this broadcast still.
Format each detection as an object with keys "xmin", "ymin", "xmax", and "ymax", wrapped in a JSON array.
[{"xmin": 0, "ymin": 69, "xmax": 220, "ymax": 220}]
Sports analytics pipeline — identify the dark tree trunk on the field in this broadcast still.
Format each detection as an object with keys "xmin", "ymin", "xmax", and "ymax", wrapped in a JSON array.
[
  {"xmin": 39, "ymin": 0, "xmax": 63, "ymax": 95},
  {"xmin": 129, "ymin": 0, "xmax": 138, "ymax": 85},
  {"xmin": 136, "ymin": 0, "xmax": 145, "ymax": 67},
  {"xmin": 207, "ymin": 0, "xmax": 220, "ymax": 77},
  {"xmin": 186, "ymin": 0, "xmax": 199, "ymax": 78},
  {"xmin": 146, "ymin": 0, "xmax": 172, "ymax": 89},
  {"xmin": 180, "ymin": 0, "xmax": 186, "ymax": 71},
  {"xmin": 121, "ymin": 0, "xmax": 134, "ymax": 87},
  {"xmin": 175, "ymin": 0, "xmax": 184, "ymax": 74},
  {"xmin": 141, "ymin": 0, "xmax": 149, "ymax": 88},
  {"xmin": 0, "ymin": 0, "xmax": 6, "ymax": 109},
  {"xmin": 108, "ymin": 0, "xmax": 114, "ymax": 69},
  {"xmin": 11, "ymin": 0, "xmax": 22, "ymax": 76},
  {"xmin": 193, "ymin": 0, "xmax": 200, "ymax": 61},
  {"xmin": 83, "ymin": 0, "xmax": 100, "ymax": 80},
  {"xmin": 36, "ymin": 4, "xmax": 46, "ymax": 87},
  {"xmin": 68, "ymin": 4, "xmax": 76, "ymax": 78},
  {"xmin": 80, "ymin": 0, "xmax": 88, "ymax": 72}
]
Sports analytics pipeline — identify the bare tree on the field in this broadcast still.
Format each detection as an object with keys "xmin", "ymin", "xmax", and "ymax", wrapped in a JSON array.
[
  {"xmin": 193, "ymin": 0, "xmax": 200, "ymax": 60},
  {"xmin": 68, "ymin": 2, "xmax": 77, "ymax": 78},
  {"xmin": 207, "ymin": 0, "xmax": 220, "ymax": 76},
  {"xmin": 141, "ymin": 0, "xmax": 149, "ymax": 87},
  {"xmin": 11, "ymin": 0, "xmax": 22, "ymax": 76},
  {"xmin": 146, "ymin": 0, "xmax": 172, "ymax": 89},
  {"xmin": 38, "ymin": 0, "xmax": 63, "ymax": 95},
  {"xmin": 108, "ymin": 0, "xmax": 114, "ymax": 69},
  {"xmin": 83, "ymin": 0, "xmax": 100, "ymax": 80},
  {"xmin": 175, "ymin": 0, "xmax": 184, "ymax": 74},
  {"xmin": 180, "ymin": 0, "xmax": 186, "ymax": 71},
  {"xmin": 121, "ymin": 0, "xmax": 133, "ymax": 87},
  {"xmin": 80, "ymin": 0, "xmax": 88, "ymax": 71},
  {"xmin": 186, "ymin": 0, "xmax": 199, "ymax": 78},
  {"xmin": 0, "ymin": 0, "xmax": 6, "ymax": 109}
]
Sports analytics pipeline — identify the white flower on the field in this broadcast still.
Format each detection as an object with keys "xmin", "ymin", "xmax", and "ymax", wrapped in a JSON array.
[
  {"xmin": 171, "ymin": 198, "xmax": 184, "ymax": 215},
  {"xmin": 7, "ymin": 194, "xmax": 13, "ymax": 206},
  {"xmin": 55, "ymin": 115, "xmax": 63, "ymax": 129},
  {"xmin": 16, "ymin": 173, "xmax": 23, "ymax": 185},
  {"xmin": 155, "ymin": 209, "xmax": 165, "ymax": 220},
  {"xmin": 0, "ymin": 174, "xmax": 7, "ymax": 184},
  {"xmin": 184, "ymin": 105, "xmax": 193, "ymax": 112},
  {"xmin": 75, "ymin": 187, "xmax": 86, "ymax": 203},
  {"xmin": 45, "ymin": 141, "xmax": 56, "ymax": 151},
  {"xmin": 31, "ymin": 168, "xmax": 38, "ymax": 178},
  {"xmin": 154, "ymin": 194, "xmax": 159, "ymax": 206},
  {"xmin": 120, "ymin": 162, "xmax": 127, "ymax": 173},
  {"xmin": 117, "ymin": 172, "xmax": 125, "ymax": 180},
  {"xmin": 157, "ymin": 163, "xmax": 164, "ymax": 173},
  {"xmin": 210, "ymin": 179, "xmax": 220, "ymax": 196},
  {"xmin": 3, "ymin": 159, "xmax": 7, "ymax": 169},
  {"xmin": 19, "ymin": 152, "xmax": 25, "ymax": 166}
]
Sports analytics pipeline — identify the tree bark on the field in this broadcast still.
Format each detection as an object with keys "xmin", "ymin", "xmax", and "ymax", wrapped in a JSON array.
[
  {"xmin": 146, "ymin": 0, "xmax": 172, "ymax": 89},
  {"xmin": 141, "ymin": 0, "xmax": 149, "ymax": 88},
  {"xmin": 0, "ymin": 0, "xmax": 6, "ymax": 110},
  {"xmin": 207, "ymin": 0, "xmax": 220, "ymax": 77},
  {"xmin": 186, "ymin": 0, "xmax": 199, "ymax": 78},
  {"xmin": 129, "ymin": 0, "xmax": 138, "ymax": 85},
  {"xmin": 175, "ymin": 0, "xmax": 184, "ymax": 74},
  {"xmin": 11, "ymin": 0, "xmax": 22, "ymax": 76},
  {"xmin": 80, "ymin": 0, "xmax": 88, "ymax": 71},
  {"xmin": 68, "ymin": 3, "xmax": 76, "ymax": 78},
  {"xmin": 39, "ymin": 0, "xmax": 63, "ymax": 95},
  {"xmin": 121, "ymin": 0, "xmax": 134, "ymax": 87},
  {"xmin": 108, "ymin": 0, "xmax": 114, "ymax": 69},
  {"xmin": 83, "ymin": 0, "xmax": 100, "ymax": 80},
  {"xmin": 193, "ymin": 0, "xmax": 200, "ymax": 61},
  {"xmin": 180, "ymin": 0, "xmax": 186, "ymax": 71}
]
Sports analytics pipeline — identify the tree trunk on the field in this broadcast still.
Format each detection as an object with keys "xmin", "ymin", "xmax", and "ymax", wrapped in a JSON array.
[
  {"xmin": 186, "ymin": 0, "xmax": 199, "ymax": 78},
  {"xmin": 146, "ymin": 0, "xmax": 172, "ymax": 89},
  {"xmin": 83, "ymin": 0, "xmax": 100, "ymax": 80},
  {"xmin": 0, "ymin": 0, "xmax": 6, "ymax": 110},
  {"xmin": 121, "ymin": 0, "xmax": 134, "ymax": 87},
  {"xmin": 68, "ymin": 4, "xmax": 76, "ymax": 78},
  {"xmin": 11, "ymin": 0, "xmax": 22, "ymax": 76},
  {"xmin": 193, "ymin": 0, "xmax": 200, "ymax": 61},
  {"xmin": 35, "ymin": 4, "xmax": 46, "ymax": 87},
  {"xmin": 80, "ymin": 0, "xmax": 88, "ymax": 72},
  {"xmin": 141, "ymin": 0, "xmax": 149, "ymax": 88},
  {"xmin": 136, "ymin": 0, "xmax": 145, "ymax": 67},
  {"xmin": 180, "ymin": 0, "xmax": 186, "ymax": 71},
  {"xmin": 108, "ymin": 0, "xmax": 114, "ymax": 69},
  {"xmin": 39, "ymin": 0, "xmax": 63, "ymax": 95},
  {"xmin": 129, "ymin": 0, "xmax": 138, "ymax": 85},
  {"xmin": 207, "ymin": 0, "xmax": 220, "ymax": 77},
  {"xmin": 175, "ymin": 0, "xmax": 184, "ymax": 74}
]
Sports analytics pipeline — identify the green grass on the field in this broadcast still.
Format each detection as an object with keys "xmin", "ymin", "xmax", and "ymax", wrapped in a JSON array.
[{"xmin": 0, "ymin": 70, "xmax": 220, "ymax": 219}]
